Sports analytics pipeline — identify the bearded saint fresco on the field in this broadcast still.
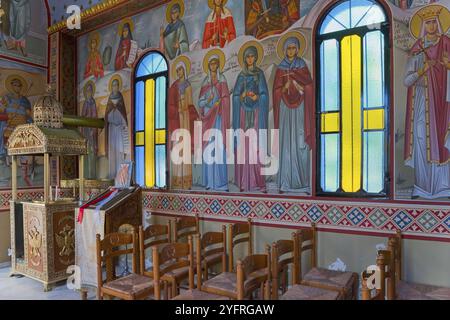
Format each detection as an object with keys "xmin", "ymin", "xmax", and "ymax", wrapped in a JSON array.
[
  {"xmin": 202, "ymin": 0, "xmax": 237, "ymax": 49},
  {"xmin": 273, "ymin": 32, "xmax": 313, "ymax": 193},
  {"xmin": 198, "ymin": 49, "xmax": 230, "ymax": 191},
  {"xmin": 404, "ymin": 4, "xmax": 450, "ymax": 199},
  {"xmin": 232, "ymin": 42, "xmax": 269, "ymax": 193}
]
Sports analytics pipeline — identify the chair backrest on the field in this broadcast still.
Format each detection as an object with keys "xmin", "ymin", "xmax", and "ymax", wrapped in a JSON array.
[
  {"xmin": 228, "ymin": 218, "xmax": 253, "ymax": 272},
  {"xmin": 236, "ymin": 246, "xmax": 271, "ymax": 300},
  {"xmin": 361, "ymin": 250, "xmax": 389, "ymax": 300},
  {"xmin": 201, "ymin": 226, "xmax": 227, "ymax": 268},
  {"xmin": 96, "ymin": 232, "xmax": 138, "ymax": 286},
  {"xmin": 297, "ymin": 223, "xmax": 317, "ymax": 280},
  {"xmin": 385, "ymin": 232, "xmax": 402, "ymax": 300},
  {"xmin": 270, "ymin": 232, "xmax": 300, "ymax": 299},
  {"xmin": 174, "ymin": 215, "xmax": 200, "ymax": 242},
  {"xmin": 151, "ymin": 237, "xmax": 194, "ymax": 300},
  {"xmin": 139, "ymin": 222, "xmax": 172, "ymax": 272}
]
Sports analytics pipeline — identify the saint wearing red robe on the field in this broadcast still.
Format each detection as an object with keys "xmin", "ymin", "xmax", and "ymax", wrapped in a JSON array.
[
  {"xmin": 115, "ymin": 23, "xmax": 133, "ymax": 71},
  {"xmin": 404, "ymin": 9, "xmax": 450, "ymax": 199},
  {"xmin": 84, "ymin": 36, "xmax": 104, "ymax": 79},
  {"xmin": 202, "ymin": 0, "xmax": 237, "ymax": 49}
]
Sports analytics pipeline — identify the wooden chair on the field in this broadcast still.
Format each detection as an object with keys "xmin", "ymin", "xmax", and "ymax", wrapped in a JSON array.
[
  {"xmin": 96, "ymin": 232, "xmax": 153, "ymax": 300},
  {"xmin": 386, "ymin": 232, "xmax": 450, "ymax": 300},
  {"xmin": 267, "ymin": 232, "xmax": 341, "ymax": 300},
  {"xmin": 360, "ymin": 250, "xmax": 390, "ymax": 300},
  {"xmin": 138, "ymin": 222, "xmax": 172, "ymax": 276},
  {"xmin": 228, "ymin": 218, "xmax": 253, "ymax": 272},
  {"xmin": 199, "ymin": 246, "xmax": 271, "ymax": 300},
  {"xmin": 172, "ymin": 234, "xmax": 230, "ymax": 300},
  {"xmin": 174, "ymin": 214, "xmax": 200, "ymax": 242},
  {"xmin": 197, "ymin": 226, "xmax": 227, "ymax": 281},
  {"xmin": 298, "ymin": 224, "xmax": 359, "ymax": 300},
  {"xmin": 148, "ymin": 239, "xmax": 193, "ymax": 299}
]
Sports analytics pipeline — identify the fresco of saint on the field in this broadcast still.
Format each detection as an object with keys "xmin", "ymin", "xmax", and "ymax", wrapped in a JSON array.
[
  {"xmin": 168, "ymin": 56, "xmax": 199, "ymax": 189},
  {"xmin": 245, "ymin": 0, "xmax": 299, "ymax": 40},
  {"xmin": 6, "ymin": 0, "xmax": 30, "ymax": 57},
  {"xmin": 84, "ymin": 32, "xmax": 104, "ymax": 80},
  {"xmin": 160, "ymin": 0, "xmax": 189, "ymax": 60},
  {"xmin": 80, "ymin": 81, "xmax": 98, "ymax": 179},
  {"xmin": 115, "ymin": 19, "xmax": 134, "ymax": 71},
  {"xmin": 404, "ymin": 5, "xmax": 450, "ymax": 199},
  {"xmin": 273, "ymin": 32, "xmax": 313, "ymax": 193},
  {"xmin": 0, "ymin": 75, "xmax": 33, "ymax": 185},
  {"xmin": 202, "ymin": 0, "xmax": 237, "ymax": 49},
  {"xmin": 104, "ymin": 75, "xmax": 129, "ymax": 179},
  {"xmin": 198, "ymin": 49, "xmax": 230, "ymax": 191},
  {"xmin": 232, "ymin": 42, "xmax": 269, "ymax": 192}
]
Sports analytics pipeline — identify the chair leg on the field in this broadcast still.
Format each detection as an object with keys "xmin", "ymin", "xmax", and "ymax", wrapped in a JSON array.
[
  {"xmin": 163, "ymin": 281, "xmax": 169, "ymax": 300},
  {"xmin": 203, "ymin": 265, "xmax": 209, "ymax": 281},
  {"xmin": 171, "ymin": 280, "xmax": 177, "ymax": 298}
]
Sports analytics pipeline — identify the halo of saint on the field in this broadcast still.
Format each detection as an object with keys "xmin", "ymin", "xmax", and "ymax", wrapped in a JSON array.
[
  {"xmin": 202, "ymin": 48, "xmax": 226, "ymax": 73},
  {"xmin": 118, "ymin": 17, "xmax": 135, "ymax": 35},
  {"xmin": 207, "ymin": 0, "xmax": 228, "ymax": 9},
  {"xmin": 238, "ymin": 40, "xmax": 264, "ymax": 68},
  {"xmin": 108, "ymin": 74, "xmax": 123, "ymax": 93},
  {"xmin": 276, "ymin": 31, "xmax": 307, "ymax": 61},
  {"xmin": 83, "ymin": 80, "xmax": 96, "ymax": 99},
  {"xmin": 171, "ymin": 55, "xmax": 192, "ymax": 80},
  {"xmin": 409, "ymin": 4, "xmax": 450, "ymax": 39},
  {"xmin": 5, "ymin": 75, "xmax": 28, "ymax": 95},
  {"xmin": 166, "ymin": 0, "xmax": 185, "ymax": 23}
]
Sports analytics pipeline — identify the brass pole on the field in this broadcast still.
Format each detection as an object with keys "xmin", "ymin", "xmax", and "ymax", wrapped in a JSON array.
[
  {"xmin": 44, "ymin": 153, "xmax": 50, "ymax": 203},
  {"xmin": 11, "ymin": 156, "xmax": 17, "ymax": 201}
]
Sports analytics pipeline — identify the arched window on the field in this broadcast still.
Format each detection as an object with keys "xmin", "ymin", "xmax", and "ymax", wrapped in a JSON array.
[
  {"xmin": 316, "ymin": 0, "xmax": 390, "ymax": 197},
  {"xmin": 133, "ymin": 51, "xmax": 168, "ymax": 188}
]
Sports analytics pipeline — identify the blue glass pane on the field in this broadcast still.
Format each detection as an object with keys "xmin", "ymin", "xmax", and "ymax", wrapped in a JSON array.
[
  {"xmin": 135, "ymin": 81, "xmax": 145, "ymax": 131},
  {"xmin": 363, "ymin": 31, "xmax": 385, "ymax": 109},
  {"xmin": 354, "ymin": 2, "xmax": 386, "ymax": 27},
  {"xmin": 135, "ymin": 146, "xmax": 145, "ymax": 187},
  {"xmin": 321, "ymin": 39, "xmax": 340, "ymax": 112},
  {"xmin": 363, "ymin": 131, "xmax": 384, "ymax": 193},
  {"xmin": 136, "ymin": 54, "xmax": 155, "ymax": 77},
  {"xmin": 154, "ymin": 56, "xmax": 168, "ymax": 73},
  {"xmin": 155, "ymin": 76, "xmax": 167, "ymax": 130},
  {"xmin": 155, "ymin": 145, "xmax": 166, "ymax": 188},
  {"xmin": 320, "ymin": 0, "xmax": 385, "ymax": 34},
  {"xmin": 321, "ymin": 134, "xmax": 340, "ymax": 192}
]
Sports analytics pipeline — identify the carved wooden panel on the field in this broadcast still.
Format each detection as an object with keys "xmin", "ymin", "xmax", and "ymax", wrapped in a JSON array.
[
  {"xmin": 26, "ymin": 209, "xmax": 44, "ymax": 273},
  {"xmin": 53, "ymin": 211, "xmax": 75, "ymax": 273}
]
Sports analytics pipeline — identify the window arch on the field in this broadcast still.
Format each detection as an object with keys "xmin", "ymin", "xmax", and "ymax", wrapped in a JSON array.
[
  {"xmin": 133, "ymin": 51, "xmax": 168, "ymax": 188},
  {"xmin": 316, "ymin": 0, "xmax": 390, "ymax": 197}
]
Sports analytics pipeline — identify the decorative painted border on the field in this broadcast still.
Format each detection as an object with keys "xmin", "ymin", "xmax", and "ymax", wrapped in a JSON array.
[{"xmin": 143, "ymin": 191, "xmax": 450, "ymax": 241}]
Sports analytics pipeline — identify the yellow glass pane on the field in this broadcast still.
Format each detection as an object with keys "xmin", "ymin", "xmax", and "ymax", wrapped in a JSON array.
[
  {"xmin": 135, "ymin": 132, "xmax": 145, "ymax": 146},
  {"xmin": 321, "ymin": 112, "xmax": 340, "ymax": 133},
  {"xmin": 341, "ymin": 35, "xmax": 362, "ymax": 193},
  {"xmin": 155, "ymin": 129, "xmax": 166, "ymax": 145},
  {"xmin": 145, "ymin": 79, "xmax": 155, "ymax": 188},
  {"xmin": 364, "ymin": 109, "xmax": 385, "ymax": 130}
]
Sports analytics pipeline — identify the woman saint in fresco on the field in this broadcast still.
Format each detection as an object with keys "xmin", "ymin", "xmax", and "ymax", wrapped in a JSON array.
[
  {"xmin": 202, "ymin": 0, "xmax": 237, "ymax": 49},
  {"xmin": 104, "ymin": 76, "xmax": 129, "ymax": 179},
  {"xmin": 232, "ymin": 42, "xmax": 269, "ymax": 192},
  {"xmin": 115, "ymin": 19, "xmax": 134, "ymax": 71},
  {"xmin": 403, "ymin": 5, "xmax": 450, "ymax": 199},
  {"xmin": 168, "ymin": 56, "xmax": 199, "ymax": 189},
  {"xmin": 198, "ymin": 49, "xmax": 230, "ymax": 191},
  {"xmin": 84, "ymin": 32, "xmax": 104, "ymax": 80},
  {"xmin": 273, "ymin": 32, "xmax": 313, "ymax": 193},
  {"xmin": 81, "ymin": 81, "xmax": 99, "ymax": 179},
  {"xmin": 160, "ymin": 0, "xmax": 189, "ymax": 60}
]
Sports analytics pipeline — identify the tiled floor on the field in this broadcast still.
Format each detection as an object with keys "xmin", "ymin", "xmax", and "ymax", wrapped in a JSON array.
[{"xmin": 0, "ymin": 267, "xmax": 95, "ymax": 300}]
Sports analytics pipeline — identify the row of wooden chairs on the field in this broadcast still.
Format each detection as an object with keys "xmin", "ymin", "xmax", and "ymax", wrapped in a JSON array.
[
  {"xmin": 361, "ymin": 231, "xmax": 450, "ymax": 300},
  {"xmin": 95, "ymin": 217, "xmax": 254, "ymax": 300}
]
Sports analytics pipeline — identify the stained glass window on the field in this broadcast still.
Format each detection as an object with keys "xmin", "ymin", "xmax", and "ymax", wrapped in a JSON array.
[
  {"xmin": 134, "ymin": 52, "xmax": 168, "ymax": 188},
  {"xmin": 317, "ymin": 0, "xmax": 389, "ymax": 196}
]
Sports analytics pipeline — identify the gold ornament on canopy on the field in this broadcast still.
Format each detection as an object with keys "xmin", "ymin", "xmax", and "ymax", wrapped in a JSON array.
[
  {"xmin": 409, "ymin": 4, "xmax": 450, "ymax": 39},
  {"xmin": 33, "ymin": 85, "xmax": 64, "ymax": 129},
  {"xmin": 276, "ymin": 31, "xmax": 307, "ymax": 61}
]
